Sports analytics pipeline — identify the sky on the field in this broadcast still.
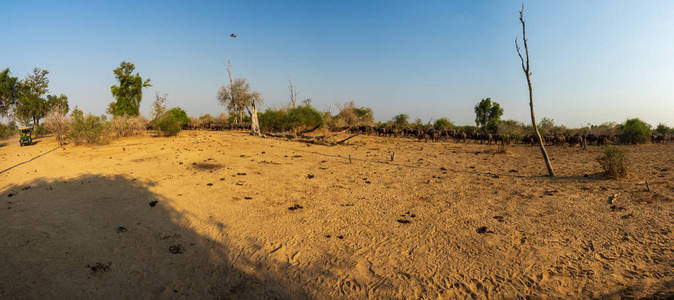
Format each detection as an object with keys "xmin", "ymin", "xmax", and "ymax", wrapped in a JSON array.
[{"xmin": 1, "ymin": 0, "xmax": 673, "ymax": 127}]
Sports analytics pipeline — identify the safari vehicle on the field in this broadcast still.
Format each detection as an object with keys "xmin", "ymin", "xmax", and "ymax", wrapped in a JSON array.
[{"xmin": 19, "ymin": 127, "xmax": 33, "ymax": 146}]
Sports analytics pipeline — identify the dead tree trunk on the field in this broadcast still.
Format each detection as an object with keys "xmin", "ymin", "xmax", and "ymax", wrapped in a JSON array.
[
  {"xmin": 515, "ymin": 5, "xmax": 556, "ymax": 177},
  {"xmin": 250, "ymin": 101, "xmax": 261, "ymax": 136}
]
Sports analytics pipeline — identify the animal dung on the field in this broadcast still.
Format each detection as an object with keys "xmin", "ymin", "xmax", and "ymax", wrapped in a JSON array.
[
  {"xmin": 288, "ymin": 204, "xmax": 304, "ymax": 210},
  {"xmin": 148, "ymin": 201, "xmax": 158, "ymax": 207}
]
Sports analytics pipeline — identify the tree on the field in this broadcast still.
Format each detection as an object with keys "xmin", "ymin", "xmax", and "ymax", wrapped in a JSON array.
[
  {"xmin": 619, "ymin": 118, "xmax": 651, "ymax": 144},
  {"xmin": 0, "ymin": 68, "xmax": 19, "ymax": 117},
  {"xmin": 217, "ymin": 60, "xmax": 262, "ymax": 135},
  {"xmin": 47, "ymin": 94, "xmax": 69, "ymax": 115},
  {"xmin": 515, "ymin": 5, "xmax": 556, "ymax": 177},
  {"xmin": 655, "ymin": 123, "xmax": 670, "ymax": 135},
  {"xmin": 288, "ymin": 79, "xmax": 297, "ymax": 108},
  {"xmin": 108, "ymin": 61, "xmax": 151, "ymax": 116},
  {"xmin": 392, "ymin": 113, "xmax": 409, "ymax": 129},
  {"xmin": 474, "ymin": 98, "xmax": 503, "ymax": 133},
  {"xmin": 433, "ymin": 118, "xmax": 454, "ymax": 130},
  {"xmin": 44, "ymin": 110, "xmax": 69, "ymax": 146},
  {"xmin": 15, "ymin": 68, "xmax": 50, "ymax": 130},
  {"xmin": 538, "ymin": 117, "xmax": 554, "ymax": 135}
]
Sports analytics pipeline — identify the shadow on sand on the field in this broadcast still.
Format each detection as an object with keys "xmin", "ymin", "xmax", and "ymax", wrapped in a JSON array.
[{"xmin": 0, "ymin": 174, "xmax": 309, "ymax": 299}]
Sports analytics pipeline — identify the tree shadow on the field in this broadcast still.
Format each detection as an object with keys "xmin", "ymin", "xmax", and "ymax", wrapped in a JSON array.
[
  {"xmin": 0, "ymin": 146, "xmax": 60, "ymax": 175},
  {"xmin": 0, "ymin": 174, "xmax": 310, "ymax": 299}
]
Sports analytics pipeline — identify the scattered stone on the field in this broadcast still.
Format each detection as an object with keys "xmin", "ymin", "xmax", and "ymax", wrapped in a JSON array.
[
  {"xmin": 324, "ymin": 234, "xmax": 331, "ymax": 238},
  {"xmin": 476, "ymin": 226, "xmax": 493, "ymax": 234},
  {"xmin": 7, "ymin": 193, "xmax": 14, "ymax": 198},
  {"xmin": 508, "ymin": 169, "xmax": 518, "ymax": 173},
  {"xmin": 169, "ymin": 245, "xmax": 184, "ymax": 254},
  {"xmin": 244, "ymin": 196, "xmax": 252, "ymax": 200},
  {"xmin": 179, "ymin": 162, "xmax": 183, "ymax": 165},
  {"xmin": 608, "ymin": 194, "xmax": 618, "ymax": 205},
  {"xmin": 493, "ymin": 216, "xmax": 504, "ymax": 222},
  {"xmin": 397, "ymin": 219, "xmax": 411, "ymax": 224},
  {"xmin": 206, "ymin": 183, "xmax": 213, "ymax": 186},
  {"xmin": 440, "ymin": 167, "xmax": 447, "ymax": 171},
  {"xmin": 237, "ymin": 172, "xmax": 247, "ymax": 176},
  {"xmin": 621, "ymin": 213, "xmax": 634, "ymax": 219},
  {"xmin": 149, "ymin": 201, "xmax": 158, "ymax": 207},
  {"xmin": 583, "ymin": 174, "xmax": 589, "ymax": 177},
  {"xmin": 116, "ymin": 226, "xmax": 127, "ymax": 233},
  {"xmin": 307, "ymin": 174, "xmax": 315, "ymax": 179},
  {"xmin": 21, "ymin": 186, "xmax": 31, "ymax": 191},
  {"xmin": 219, "ymin": 178, "xmax": 225, "ymax": 181},
  {"xmin": 491, "ymin": 174, "xmax": 500, "ymax": 179},
  {"xmin": 337, "ymin": 235, "xmax": 344, "ymax": 239}
]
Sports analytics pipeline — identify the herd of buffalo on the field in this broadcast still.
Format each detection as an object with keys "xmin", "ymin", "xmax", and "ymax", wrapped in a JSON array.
[{"xmin": 185, "ymin": 121, "xmax": 673, "ymax": 146}]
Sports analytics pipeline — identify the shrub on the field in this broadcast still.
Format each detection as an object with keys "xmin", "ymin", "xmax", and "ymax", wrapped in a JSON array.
[
  {"xmin": 0, "ymin": 122, "xmax": 17, "ymax": 138},
  {"xmin": 156, "ymin": 112, "xmax": 182, "ymax": 136},
  {"xmin": 433, "ymin": 118, "xmax": 454, "ymax": 130},
  {"xmin": 259, "ymin": 104, "xmax": 324, "ymax": 133},
  {"xmin": 392, "ymin": 114, "xmax": 409, "ymax": 129},
  {"xmin": 597, "ymin": 146, "xmax": 628, "ymax": 179},
  {"xmin": 165, "ymin": 107, "xmax": 189, "ymax": 128},
  {"xmin": 69, "ymin": 108, "xmax": 108, "ymax": 144},
  {"xmin": 332, "ymin": 101, "xmax": 373, "ymax": 127},
  {"xmin": 619, "ymin": 118, "xmax": 651, "ymax": 144},
  {"xmin": 44, "ymin": 111, "xmax": 70, "ymax": 146},
  {"xmin": 110, "ymin": 115, "xmax": 147, "ymax": 137}
]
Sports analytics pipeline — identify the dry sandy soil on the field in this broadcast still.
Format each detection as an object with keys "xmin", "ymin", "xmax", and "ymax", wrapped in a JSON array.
[{"xmin": 0, "ymin": 131, "xmax": 672, "ymax": 299}]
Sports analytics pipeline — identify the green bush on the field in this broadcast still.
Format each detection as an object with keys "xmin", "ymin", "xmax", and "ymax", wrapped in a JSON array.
[
  {"xmin": 619, "ymin": 118, "xmax": 651, "ymax": 144},
  {"xmin": 69, "ymin": 108, "xmax": 108, "ymax": 144},
  {"xmin": 433, "ymin": 118, "xmax": 454, "ymax": 130},
  {"xmin": 156, "ymin": 112, "xmax": 182, "ymax": 136},
  {"xmin": 259, "ymin": 104, "xmax": 324, "ymax": 133},
  {"xmin": 165, "ymin": 107, "xmax": 189, "ymax": 128},
  {"xmin": 597, "ymin": 146, "xmax": 628, "ymax": 179},
  {"xmin": 0, "ymin": 122, "xmax": 17, "ymax": 138}
]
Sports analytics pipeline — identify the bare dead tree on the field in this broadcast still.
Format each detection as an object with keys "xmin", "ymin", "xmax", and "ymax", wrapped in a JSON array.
[
  {"xmin": 288, "ymin": 79, "xmax": 297, "ymax": 108},
  {"xmin": 515, "ymin": 4, "xmax": 556, "ymax": 177},
  {"xmin": 225, "ymin": 58, "xmax": 261, "ymax": 135}
]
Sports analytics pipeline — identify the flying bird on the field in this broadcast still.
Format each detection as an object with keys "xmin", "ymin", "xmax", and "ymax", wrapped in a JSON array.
[{"xmin": 230, "ymin": 33, "xmax": 237, "ymax": 38}]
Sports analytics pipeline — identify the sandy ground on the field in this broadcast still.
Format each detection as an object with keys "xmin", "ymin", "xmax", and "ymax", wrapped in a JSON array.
[{"xmin": 0, "ymin": 131, "xmax": 672, "ymax": 299}]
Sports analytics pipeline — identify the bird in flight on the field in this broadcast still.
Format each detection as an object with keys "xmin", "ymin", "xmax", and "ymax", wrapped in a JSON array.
[{"xmin": 230, "ymin": 33, "xmax": 237, "ymax": 38}]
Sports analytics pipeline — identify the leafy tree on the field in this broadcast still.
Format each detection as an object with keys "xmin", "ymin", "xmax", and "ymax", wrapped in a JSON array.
[
  {"xmin": 391, "ymin": 113, "xmax": 409, "ymax": 129},
  {"xmin": 655, "ymin": 123, "xmax": 671, "ymax": 135},
  {"xmin": 333, "ymin": 100, "xmax": 373, "ymax": 127},
  {"xmin": 433, "ymin": 118, "xmax": 454, "ymax": 130},
  {"xmin": 15, "ymin": 68, "xmax": 50, "ymax": 129},
  {"xmin": 0, "ymin": 68, "xmax": 19, "ymax": 117},
  {"xmin": 108, "ymin": 61, "xmax": 151, "ymax": 116},
  {"xmin": 474, "ymin": 98, "xmax": 503, "ymax": 133},
  {"xmin": 165, "ymin": 107, "xmax": 189, "ymax": 128},
  {"xmin": 69, "ymin": 108, "xmax": 108, "ymax": 144},
  {"xmin": 619, "ymin": 118, "xmax": 651, "ymax": 144},
  {"xmin": 47, "ymin": 94, "xmax": 69, "ymax": 114}
]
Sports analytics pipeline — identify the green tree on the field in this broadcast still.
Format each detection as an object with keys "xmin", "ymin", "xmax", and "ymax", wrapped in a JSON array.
[
  {"xmin": 108, "ymin": 61, "xmax": 151, "ymax": 116},
  {"xmin": 391, "ymin": 113, "xmax": 409, "ymax": 129},
  {"xmin": 619, "ymin": 118, "xmax": 651, "ymax": 144},
  {"xmin": 433, "ymin": 118, "xmax": 454, "ymax": 130},
  {"xmin": 47, "ymin": 94, "xmax": 69, "ymax": 114},
  {"xmin": 474, "ymin": 98, "xmax": 503, "ymax": 133},
  {"xmin": 655, "ymin": 123, "xmax": 670, "ymax": 135},
  {"xmin": 0, "ymin": 68, "xmax": 19, "ymax": 117},
  {"xmin": 15, "ymin": 68, "xmax": 50, "ymax": 129},
  {"xmin": 165, "ymin": 107, "xmax": 189, "ymax": 128}
]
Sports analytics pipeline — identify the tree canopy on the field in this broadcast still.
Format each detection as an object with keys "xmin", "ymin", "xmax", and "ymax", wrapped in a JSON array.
[
  {"xmin": 15, "ymin": 68, "xmax": 50, "ymax": 127},
  {"xmin": 0, "ymin": 68, "xmax": 19, "ymax": 117},
  {"xmin": 108, "ymin": 61, "xmax": 151, "ymax": 116},
  {"xmin": 474, "ymin": 98, "xmax": 503, "ymax": 132},
  {"xmin": 217, "ymin": 78, "xmax": 262, "ymax": 123}
]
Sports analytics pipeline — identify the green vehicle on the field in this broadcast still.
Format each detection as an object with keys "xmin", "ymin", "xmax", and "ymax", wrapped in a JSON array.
[{"xmin": 19, "ymin": 127, "xmax": 33, "ymax": 146}]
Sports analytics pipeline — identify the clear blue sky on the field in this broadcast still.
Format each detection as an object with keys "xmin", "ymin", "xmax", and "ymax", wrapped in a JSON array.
[{"xmin": 2, "ymin": 0, "xmax": 672, "ymax": 127}]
